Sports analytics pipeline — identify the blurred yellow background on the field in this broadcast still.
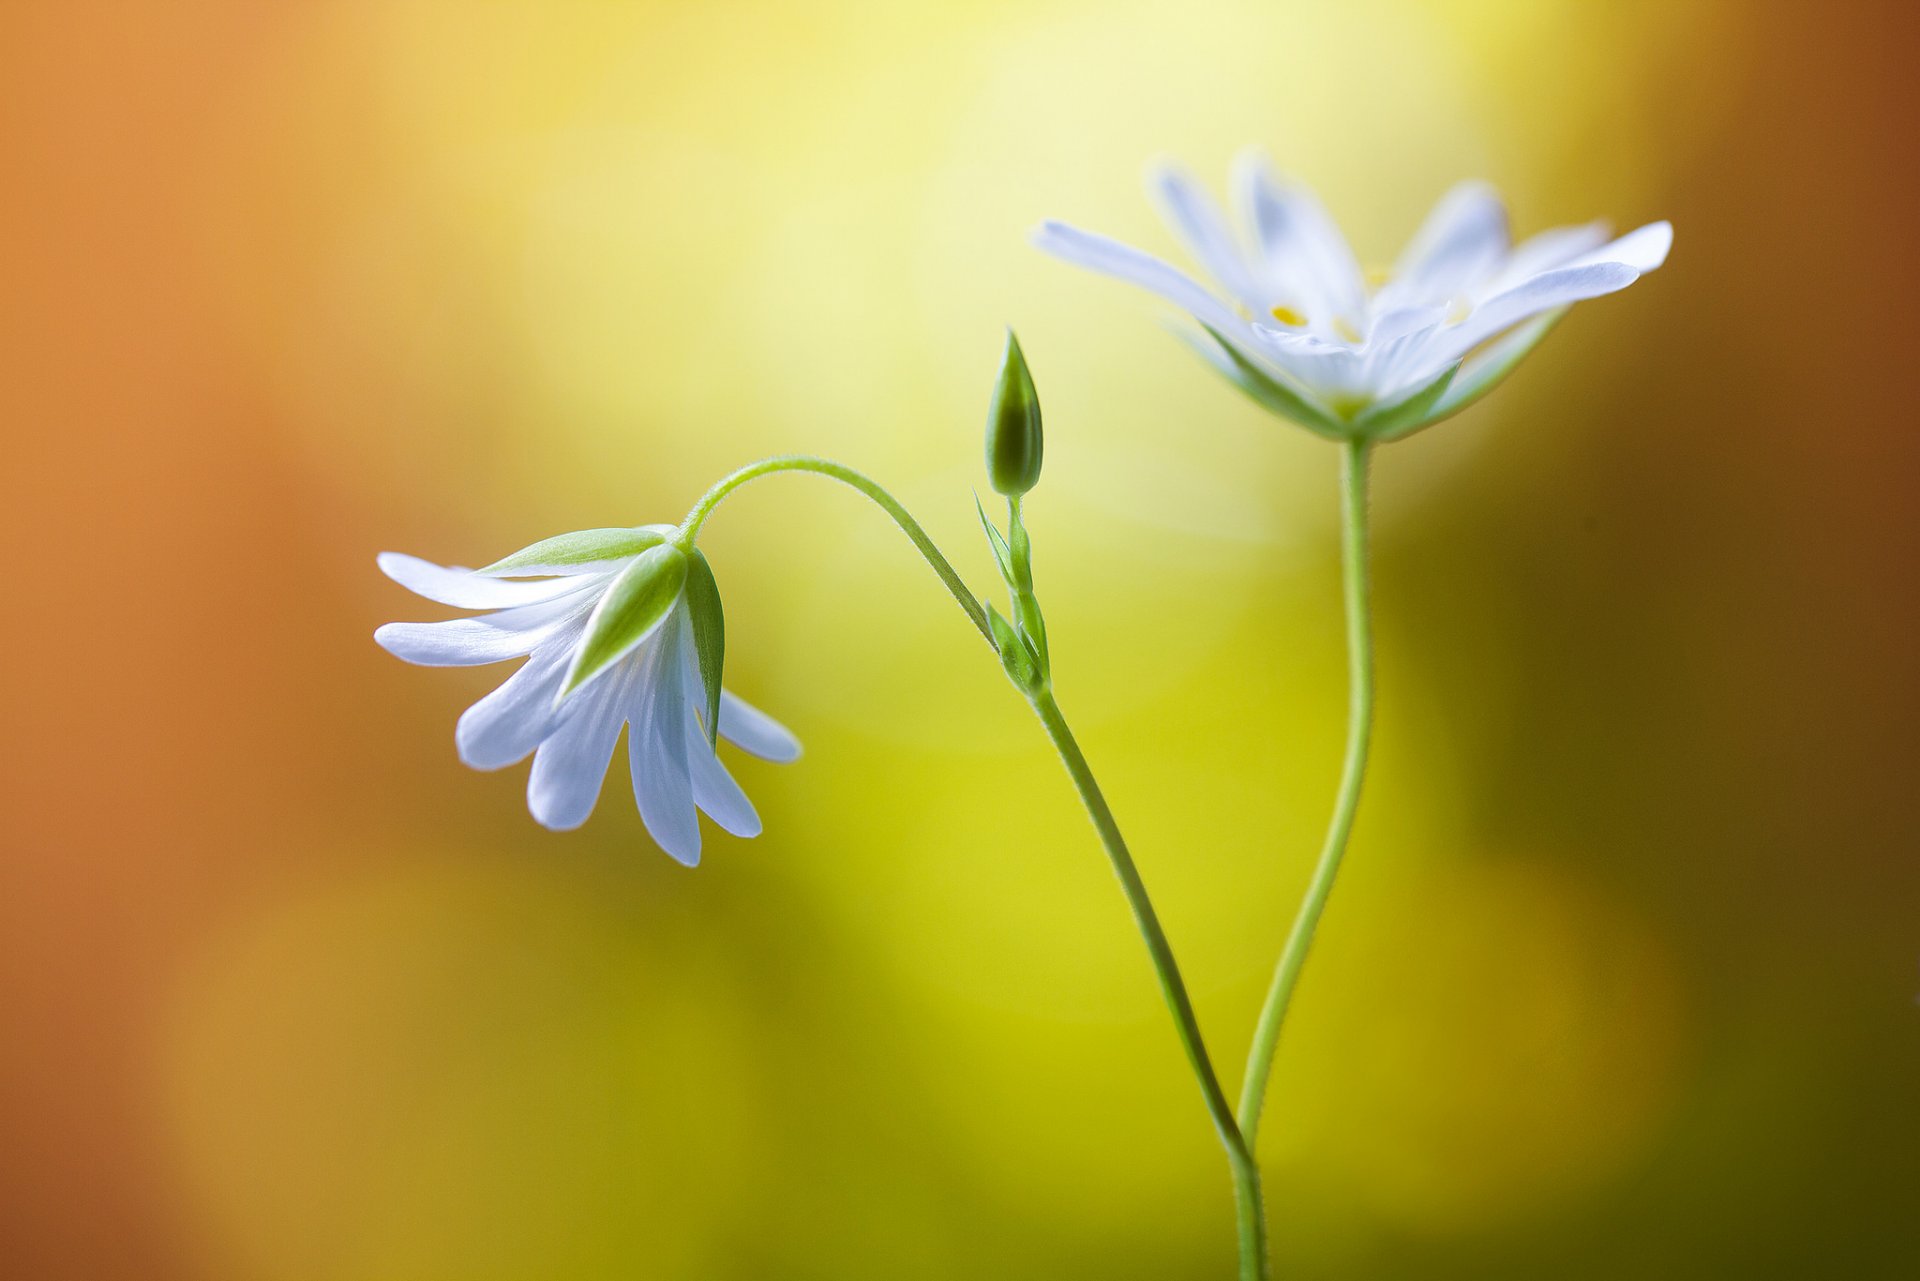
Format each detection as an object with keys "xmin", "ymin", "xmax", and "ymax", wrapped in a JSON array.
[{"xmin": 4, "ymin": 1, "xmax": 1917, "ymax": 1277}]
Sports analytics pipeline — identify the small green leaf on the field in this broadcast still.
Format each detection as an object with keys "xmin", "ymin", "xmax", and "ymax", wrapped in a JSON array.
[
  {"xmin": 986, "ymin": 604, "xmax": 1038, "ymax": 690},
  {"xmin": 482, "ymin": 526, "xmax": 667, "ymax": 576},
  {"xmin": 1352, "ymin": 362, "xmax": 1460, "ymax": 441},
  {"xmin": 1191, "ymin": 325, "xmax": 1346, "ymax": 438},
  {"xmin": 683, "ymin": 550, "xmax": 725, "ymax": 748},
  {"xmin": 975, "ymin": 493, "xmax": 1014, "ymax": 585},
  {"xmin": 562, "ymin": 544, "xmax": 688, "ymax": 699},
  {"xmin": 985, "ymin": 330, "xmax": 1044, "ymax": 497}
]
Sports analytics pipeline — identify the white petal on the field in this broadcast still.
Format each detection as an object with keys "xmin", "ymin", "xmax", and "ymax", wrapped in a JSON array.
[
  {"xmin": 375, "ymin": 588, "xmax": 593, "ymax": 666},
  {"xmin": 686, "ymin": 721, "xmax": 761, "ymax": 839},
  {"xmin": 1491, "ymin": 221, "xmax": 1611, "ymax": 291},
  {"xmin": 1247, "ymin": 319, "xmax": 1453, "ymax": 405},
  {"xmin": 673, "ymin": 636, "xmax": 761, "ymax": 838},
  {"xmin": 456, "ymin": 628, "xmax": 580, "ymax": 769},
  {"xmin": 1425, "ymin": 309, "xmax": 1566, "ymax": 422},
  {"xmin": 376, "ymin": 552, "xmax": 593, "ymax": 610},
  {"xmin": 1033, "ymin": 221, "xmax": 1247, "ymax": 335},
  {"xmin": 1426, "ymin": 261, "xmax": 1642, "ymax": 367},
  {"xmin": 1391, "ymin": 181, "xmax": 1510, "ymax": 302},
  {"xmin": 1245, "ymin": 328, "xmax": 1371, "ymax": 400},
  {"xmin": 1231, "ymin": 152, "xmax": 1366, "ymax": 324},
  {"xmin": 718, "ymin": 690, "xmax": 801, "ymax": 763},
  {"xmin": 1149, "ymin": 164, "xmax": 1261, "ymax": 305},
  {"xmin": 1567, "ymin": 220, "xmax": 1672, "ymax": 273},
  {"xmin": 630, "ymin": 621, "xmax": 701, "ymax": 864},
  {"xmin": 1367, "ymin": 305, "xmax": 1448, "ymax": 346},
  {"xmin": 525, "ymin": 663, "xmax": 630, "ymax": 831}
]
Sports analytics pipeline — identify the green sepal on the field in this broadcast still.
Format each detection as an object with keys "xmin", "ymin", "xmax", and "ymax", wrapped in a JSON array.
[
  {"xmin": 1416, "ymin": 308, "xmax": 1568, "ymax": 431},
  {"xmin": 1351, "ymin": 361, "xmax": 1460, "ymax": 441},
  {"xmin": 1014, "ymin": 589, "xmax": 1049, "ymax": 672},
  {"xmin": 682, "ymin": 549, "xmax": 725, "ymax": 748},
  {"xmin": 561, "ymin": 543, "xmax": 688, "ymax": 699},
  {"xmin": 975, "ymin": 493, "xmax": 1014, "ymax": 584},
  {"xmin": 1005, "ymin": 497, "xmax": 1034, "ymax": 593},
  {"xmin": 985, "ymin": 330, "xmax": 1044, "ymax": 497},
  {"xmin": 483, "ymin": 526, "xmax": 667, "ymax": 576},
  {"xmin": 1192, "ymin": 324, "xmax": 1346, "ymax": 439}
]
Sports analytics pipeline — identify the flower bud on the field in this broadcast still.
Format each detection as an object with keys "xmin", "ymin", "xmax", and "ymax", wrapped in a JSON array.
[{"xmin": 985, "ymin": 329, "xmax": 1043, "ymax": 497}]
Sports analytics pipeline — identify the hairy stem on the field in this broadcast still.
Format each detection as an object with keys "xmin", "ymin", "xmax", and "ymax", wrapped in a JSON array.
[
  {"xmin": 684, "ymin": 454, "xmax": 1265, "ymax": 1275},
  {"xmin": 1237, "ymin": 438, "xmax": 1375, "ymax": 1148},
  {"xmin": 678, "ymin": 454, "xmax": 993, "ymax": 644},
  {"xmin": 1028, "ymin": 690, "xmax": 1268, "ymax": 1281}
]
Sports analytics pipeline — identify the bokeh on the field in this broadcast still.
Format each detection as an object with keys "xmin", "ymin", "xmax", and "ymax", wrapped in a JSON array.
[{"xmin": 4, "ymin": 1, "xmax": 1917, "ymax": 1277}]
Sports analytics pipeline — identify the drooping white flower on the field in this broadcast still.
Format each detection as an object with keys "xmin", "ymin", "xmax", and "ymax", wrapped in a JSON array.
[
  {"xmin": 1034, "ymin": 151, "xmax": 1671, "ymax": 440},
  {"xmin": 374, "ymin": 525, "xmax": 799, "ymax": 863}
]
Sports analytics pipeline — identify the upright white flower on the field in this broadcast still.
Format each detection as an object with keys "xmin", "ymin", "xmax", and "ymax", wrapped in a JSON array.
[
  {"xmin": 1035, "ymin": 151, "xmax": 1671, "ymax": 440},
  {"xmin": 374, "ymin": 525, "xmax": 800, "ymax": 864}
]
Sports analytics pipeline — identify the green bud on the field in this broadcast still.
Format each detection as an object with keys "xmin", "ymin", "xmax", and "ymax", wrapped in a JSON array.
[{"xmin": 985, "ymin": 329, "xmax": 1043, "ymax": 497}]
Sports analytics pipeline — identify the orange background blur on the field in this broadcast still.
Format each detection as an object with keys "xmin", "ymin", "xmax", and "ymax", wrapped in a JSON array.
[{"xmin": 4, "ymin": 1, "xmax": 1917, "ymax": 1277}]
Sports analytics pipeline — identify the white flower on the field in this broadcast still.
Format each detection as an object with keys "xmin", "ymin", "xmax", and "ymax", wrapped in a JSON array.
[
  {"xmin": 1035, "ymin": 151, "xmax": 1671, "ymax": 440},
  {"xmin": 374, "ymin": 525, "xmax": 800, "ymax": 863}
]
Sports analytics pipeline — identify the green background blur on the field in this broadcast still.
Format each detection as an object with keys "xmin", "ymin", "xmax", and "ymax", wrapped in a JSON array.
[{"xmin": 4, "ymin": 1, "xmax": 1917, "ymax": 1277}]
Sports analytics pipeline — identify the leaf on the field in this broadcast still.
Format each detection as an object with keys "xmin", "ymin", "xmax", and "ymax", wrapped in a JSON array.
[
  {"xmin": 481, "ymin": 526, "xmax": 667, "ymax": 576},
  {"xmin": 975, "ymin": 493, "xmax": 1014, "ymax": 585},
  {"xmin": 986, "ymin": 604, "xmax": 1037, "ymax": 690},
  {"xmin": 561, "ymin": 544, "xmax": 688, "ymax": 699},
  {"xmin": 682, "ymin": 549, "xmax": 725, "ymax": 748}
]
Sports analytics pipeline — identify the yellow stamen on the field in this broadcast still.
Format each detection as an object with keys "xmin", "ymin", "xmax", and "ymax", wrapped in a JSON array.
[
  {"xmin": 1364, "ymin": 264, "xmax": 1393, "ymax": 288},
  {"xmin": 1333, "ymin": 317, "xmax": 1362, "ymax": 344},
  {"xmin": 1269, "ymin": 304, "xmax": 1308, "ymax": 328}
]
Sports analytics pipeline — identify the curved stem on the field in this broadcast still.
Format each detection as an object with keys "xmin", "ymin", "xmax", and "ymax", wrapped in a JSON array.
[
  {"xmin": 684, "ymin": 455, "xmax": 1264, "ymax": 1273},
  {"xmin": 677, "ymin": 454, "xmax": 992, "ymax": 644},
  {"xmin": 1028, "ymin": 689, "xmax": 1268, "ymax": 1281},
  {"xmin": 1236, "ymin": 438, "xmax": 1375, "ymax": 1148}
]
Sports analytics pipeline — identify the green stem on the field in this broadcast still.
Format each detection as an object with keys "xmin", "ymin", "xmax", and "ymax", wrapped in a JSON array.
[
  {"xmin": 678, "ymin": 454, "xmax": 993, "ymax": 645},
  {"xmin": 1236, "ymin": 438, "xmax": 1375, "ymax": 1149},
  {"xmin": 685, "ymin": 454, "xmax": 1265, "ymax": 1276},
  {"xmin": 1028, "ymin": 689, "xmax": 1268, "ymax": 1281}
]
